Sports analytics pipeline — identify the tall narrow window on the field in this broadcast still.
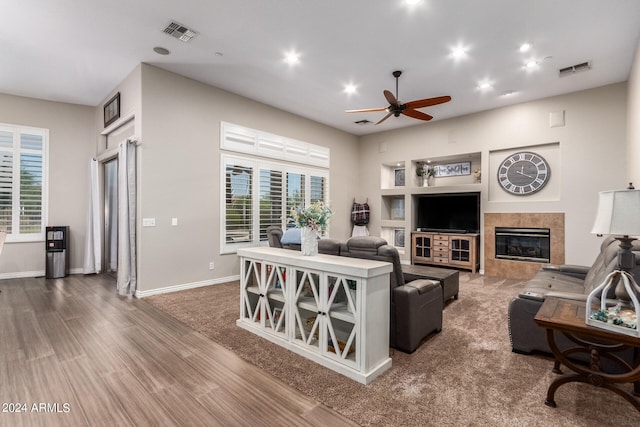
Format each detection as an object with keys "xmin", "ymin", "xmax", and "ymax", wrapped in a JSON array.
[
  {"xmin": 259, "ymin": 168, "xmax": 283, "ymax": 240},
  {"xmin": 0, "ymin": 124, "xmax": 48, "ymax": 241},
  {"xmin": 286, "ymin": 172, "xmax": 305, "ymax": 227},
  {"xmin": 310, "ymin": 175, "xmax": 326, "ymax": 204},
  {"xmin": 225, "ymin": 163, "xmax": 253, "ymax": 244}
]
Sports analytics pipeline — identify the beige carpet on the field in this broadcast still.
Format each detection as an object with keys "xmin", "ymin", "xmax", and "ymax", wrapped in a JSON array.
[{"xmin": 146, "ymin": 273, "xmax": 640, "ymax": 426}]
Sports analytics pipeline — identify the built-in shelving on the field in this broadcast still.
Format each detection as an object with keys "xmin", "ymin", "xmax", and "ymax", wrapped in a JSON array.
[{"xmin": 379, "ymin": 152, "xmax": 482, "ymax": 260}]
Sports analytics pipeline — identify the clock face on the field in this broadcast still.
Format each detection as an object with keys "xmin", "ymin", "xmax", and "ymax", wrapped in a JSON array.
[{"xmin": 497, "ymin": 151, "xmax": 550, "ymax": 195}]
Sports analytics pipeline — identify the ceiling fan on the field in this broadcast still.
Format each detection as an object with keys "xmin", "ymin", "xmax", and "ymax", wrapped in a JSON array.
[{"xmin": 346, "ymin": 70, "xmax": 451, "ymax": 125}]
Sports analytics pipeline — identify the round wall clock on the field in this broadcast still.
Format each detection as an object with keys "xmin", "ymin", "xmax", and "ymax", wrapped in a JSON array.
[{"xmin": 497, "ymin": 151, "xmax": 550, "ymax": 195}]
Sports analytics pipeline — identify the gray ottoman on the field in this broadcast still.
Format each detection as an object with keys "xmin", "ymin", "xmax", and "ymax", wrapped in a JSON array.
[{"xmin": 402, "ymin": 265, "xmax": 460, "ymax": 303}]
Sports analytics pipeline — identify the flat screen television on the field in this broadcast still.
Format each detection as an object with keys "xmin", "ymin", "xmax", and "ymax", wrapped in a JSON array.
[{"xmin": 416, "ymin": 192, "xmax": 480, "ymax": 233}]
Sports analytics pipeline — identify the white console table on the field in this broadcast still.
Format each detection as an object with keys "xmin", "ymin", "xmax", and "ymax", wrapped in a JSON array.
[{"xmin": 237, "ymin": 247, "xmax": 393, "ymax": 384}]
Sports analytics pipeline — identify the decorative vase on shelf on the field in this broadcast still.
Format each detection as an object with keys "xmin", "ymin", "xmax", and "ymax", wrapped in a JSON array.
[
  {"xmin": 300, "ymin": 226, "xmax": 318, "ymax": 256},
  {"xmin": 422, "ymin": 176, "xmax": 430, "ymax": 187}
]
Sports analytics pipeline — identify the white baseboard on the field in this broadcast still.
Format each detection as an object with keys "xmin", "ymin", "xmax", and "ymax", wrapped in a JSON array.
[
  {"xmin": 135, "ymin": 275, "xmax": 241, "ymax": 298},
  {"xmin": 0, "ymin": 270, "xmax": 45, "ymax": 279},
  {"xmin": 0, "ymin": 267, "xmax": 84, "ymax": 280}
]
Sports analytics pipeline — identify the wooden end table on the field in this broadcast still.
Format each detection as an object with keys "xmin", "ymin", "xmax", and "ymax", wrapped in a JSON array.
[{"xmin": 534, "ymin": 297, "xmax": 640, "ymax": 412}]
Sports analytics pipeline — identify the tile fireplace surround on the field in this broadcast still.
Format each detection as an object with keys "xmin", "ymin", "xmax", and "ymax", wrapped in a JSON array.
[{"xmin": 484, "ymin": 213, "xmax": 565, "ymax": 280}]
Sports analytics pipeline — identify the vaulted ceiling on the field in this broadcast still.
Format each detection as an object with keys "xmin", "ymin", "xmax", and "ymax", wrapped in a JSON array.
[{"xmin": 2, "ymin": 0, "xmax": 639, "ymax": 135}]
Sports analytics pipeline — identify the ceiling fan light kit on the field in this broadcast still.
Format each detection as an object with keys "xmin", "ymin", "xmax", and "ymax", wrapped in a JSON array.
[{"xmin": 346, "ymin": 70, "xmax": 451, "ymax": 125}]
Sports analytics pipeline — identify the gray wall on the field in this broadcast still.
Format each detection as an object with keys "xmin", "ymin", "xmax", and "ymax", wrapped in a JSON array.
[
  {"xmin": 0, "ymin": 93, "xmax": 96, "ymax": 276},
  {"xmin": 135, "ymin": 64, "xmax": 360, "ymax": 293},
  {"xmin": 628, "ymin": 38, "xmax": 640, "ymax": 187}
]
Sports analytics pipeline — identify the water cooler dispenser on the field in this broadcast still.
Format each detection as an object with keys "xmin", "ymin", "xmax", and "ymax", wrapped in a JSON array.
[{"xmin": 46, "ymin": 226, "xmax": 69, "ymax": 279}]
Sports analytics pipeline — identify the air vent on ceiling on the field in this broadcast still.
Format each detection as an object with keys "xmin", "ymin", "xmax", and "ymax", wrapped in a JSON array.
[
  {"xmin": 559, "ymin": 61, "xmax": 591, "ymax": 77},
  {"xmin": 163, "ymin": 20, "xmax": 199, "ymax": 42},
  {"xmin": 354, "ymin": 119, "xmax": 372, "ymax": 125}
]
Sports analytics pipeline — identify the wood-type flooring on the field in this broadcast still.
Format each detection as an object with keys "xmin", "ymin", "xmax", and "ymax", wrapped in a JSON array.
[{"xmin": 0, "ymin": 274, "xmax": 356, "ymax": 426}]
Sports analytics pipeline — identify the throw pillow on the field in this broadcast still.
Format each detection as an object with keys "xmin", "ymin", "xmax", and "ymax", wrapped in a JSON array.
[{"xmin": 281, "ymin": 228, "xmax": 302, "ymax": 244}]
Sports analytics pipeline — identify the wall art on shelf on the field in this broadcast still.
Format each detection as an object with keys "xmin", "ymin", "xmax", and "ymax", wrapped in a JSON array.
[
  {"xmin": 394, "ymin": 168, "xmax": 405, "ymax": 187},
  {"xmin": 391, "ymin": 197, "xmax": 405, "ymax": 220},
  {"xmin": 394, "ymin": 228, "xmax": 405, "ymax": 247},
  {"xmin": 104, "ymin": 92, "xmax": 121, "ymax": 128},
  {"xmin": 434, "ymin": 161, "xmax": 471, "ymax": 177}
]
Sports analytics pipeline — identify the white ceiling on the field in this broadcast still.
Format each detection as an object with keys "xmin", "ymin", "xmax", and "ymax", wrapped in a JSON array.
[{"xmin": 2, "ymin": 0, "xmax": 639, "ymax": 135}]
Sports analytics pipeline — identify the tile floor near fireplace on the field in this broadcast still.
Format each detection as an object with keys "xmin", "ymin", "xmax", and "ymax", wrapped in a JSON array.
[{"xmin": 484, "ymin": 213, "xmax": 565, "ymax": 279}]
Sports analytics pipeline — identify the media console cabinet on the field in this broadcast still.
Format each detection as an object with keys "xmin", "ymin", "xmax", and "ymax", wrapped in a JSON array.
[
  {"xmin": 411, "ymin": 231, "xmax": 480, "ymax": 273},
  {"xmin": 237, "ymin": 247, "xmax": 393, "ymax": 385}
]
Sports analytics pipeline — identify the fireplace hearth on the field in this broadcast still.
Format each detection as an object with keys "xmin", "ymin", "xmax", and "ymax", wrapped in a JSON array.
[{"xmin": 495, "ymin": 227, "xmax": 550, "ymax": 263}]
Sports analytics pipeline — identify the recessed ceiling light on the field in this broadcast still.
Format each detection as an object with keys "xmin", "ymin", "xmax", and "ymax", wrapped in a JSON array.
[
  {"xmin": 153, "ymin": 46, "xmax": 170, "ymax": 55},
  {"xmin": 525, "ymin": 60, "xmax": 538, "ymax": 69},
  {"xmin": 404, "ymin": 0, "xmax": 422, "ymax": 5},
  {"xmin": 450, "ymin": 47, "xmax": 467, "ymax": 59},
  {"xmin": 519, "ymin": 42, "xmax": 533, "ymax": 53},
  {"xmin": 344, "ymin": 84, "xmax": 357, "ymax": 94},
  {"xmin": 284, "ymin": 51, "xmax": 300, "ymax": 65},
  {"xmin": 478, "ymin": 81, "xmax": 492, "ymax": 90}
]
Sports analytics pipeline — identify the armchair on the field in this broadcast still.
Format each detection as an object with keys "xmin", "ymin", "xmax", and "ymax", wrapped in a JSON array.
[{"xmin": 341, "ymin": 236, "xmax": 443, "ymax": 353}]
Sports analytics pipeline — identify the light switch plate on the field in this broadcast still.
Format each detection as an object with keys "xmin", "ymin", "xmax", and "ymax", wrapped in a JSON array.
[
  {"xmin": 142, "ymin": 218, "xmax": 156, "ymax": 227},
  {"xmin": 171, "ymin": 218, "xmax": 178, "ymax": 226}
]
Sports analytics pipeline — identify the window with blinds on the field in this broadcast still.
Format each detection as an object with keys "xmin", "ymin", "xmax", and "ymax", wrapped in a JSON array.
[
  {"xmin": 225, "ymin": 163, "xmax": 253, "ymax": 244},
  {"xmin": 286, "ymin": 172, "xmax": 305, "ymax": 227},
  {"xmin": 259, "ymin": 168, "xmax": 283, "ymax": 240},
  {"xmin": 221, "ymin": 155, "xmax": 328, "ymax": 253},
  {"xmin": 0, "ymin": 124, "xmax": 48, "ymax": 241}
]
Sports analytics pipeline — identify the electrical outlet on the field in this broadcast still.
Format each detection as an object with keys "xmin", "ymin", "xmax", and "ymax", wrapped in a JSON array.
[
  {"xmin": 209, "ymin": 262, "xmax": 215, "ymax": 270},
  {"xmin": 142, "ymin": 218, "xmax": 156, "ymax": 227}
]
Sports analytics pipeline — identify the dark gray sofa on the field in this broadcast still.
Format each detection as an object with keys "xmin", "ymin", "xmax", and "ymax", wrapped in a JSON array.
[
  {"xmin": 266, "ymin": 226, "xmax": 443, "ymax": 353},
  {"xmin": 508, "ymin": 236, "xmax": 640, "ymax": 368}
]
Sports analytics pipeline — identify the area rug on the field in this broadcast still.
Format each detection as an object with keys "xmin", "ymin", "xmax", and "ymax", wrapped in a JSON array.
[{"xmin": 146, "ymin": 273, "xmax": 640, "ymax": 426}]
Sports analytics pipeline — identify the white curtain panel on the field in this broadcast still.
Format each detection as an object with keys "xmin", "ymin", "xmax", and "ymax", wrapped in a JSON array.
[
  {"xmin": 117, "ymin": 140, "xmax": 137, "ymax": 296},
  {"xmin": 82, "ymin": 159, "xmax": 102, "ymax": 274}
]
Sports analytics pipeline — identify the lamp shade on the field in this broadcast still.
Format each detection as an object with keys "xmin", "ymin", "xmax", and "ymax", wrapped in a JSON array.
[{"xmin": 591, "ymin": 189, "xmax": 640, "ymax": 236}]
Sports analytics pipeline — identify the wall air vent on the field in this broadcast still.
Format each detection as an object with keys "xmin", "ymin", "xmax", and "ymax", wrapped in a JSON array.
[
  {"xmin": 559, "ymin": 61, "xmax": 591, "ymax": 77},
  {"xmin": 163, "ymin": 21, "xmax": 199, "ymax": 42},
  {"xmin": 355, "ymin": 119, "xmax": 372, "ymax": 125}
]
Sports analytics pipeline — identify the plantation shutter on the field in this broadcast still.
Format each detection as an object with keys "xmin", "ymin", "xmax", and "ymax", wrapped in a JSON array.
[
  {"xmin": 0, "ymin": 131, "xmax": 13, "ymax": 232},
  {"xmin": 0, "ymin": 125, "xmax": 47, "ymax": 240},
  {"xmin": 286, "ymin": 172, "xmax": 305, "ymax": 227},
  {"xmin": 19, "ymin": 133, "xmax": 43, "ymax": 234},
  {"xmin": 259, "ymin": 168, "xmax": 283, "ymax": 241},
  {"xmin": 225, "ymin": 162, "xmax": 253, "ymax": 244},
  {"xmin": 310, "ymin": 175, "xmax": 326, "ymax": 204}
]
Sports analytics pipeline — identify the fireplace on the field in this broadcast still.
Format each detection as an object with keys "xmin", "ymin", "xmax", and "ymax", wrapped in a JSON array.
[
  {"xmin": 495, "ymin": 227, "xmax": 550, "ymax": 263},
  {"xmin": 484, "ymin": 213, "xmax": 564, "ymax": 279}
]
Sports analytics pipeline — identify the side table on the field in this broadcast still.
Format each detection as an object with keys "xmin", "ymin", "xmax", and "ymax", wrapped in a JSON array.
[{"xmin": 534, "ymin": 297, "xmax": 640, "ymax": 412}]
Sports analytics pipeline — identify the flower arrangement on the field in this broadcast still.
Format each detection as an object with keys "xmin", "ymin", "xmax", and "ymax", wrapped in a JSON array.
[
  {"xmin": 416, "ymin": 162, "xmax": 435, "ymax": 178},
  {"xmin": 290, "ymin": 201, "xmax": 333, "ymax": 231}
]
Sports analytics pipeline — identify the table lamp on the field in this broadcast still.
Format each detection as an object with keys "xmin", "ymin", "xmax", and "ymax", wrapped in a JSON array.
[{"xmin": 590, "ymin": 189, "xmax": 640, "ymax": 301}]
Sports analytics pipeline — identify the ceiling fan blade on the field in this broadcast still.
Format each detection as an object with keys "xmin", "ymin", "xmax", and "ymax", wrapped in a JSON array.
[
  {"xmin": 405, "ymin": 96, "xmax": 452, "ymax": 110},
  {"xmin": 384, "ymin": 90, "xmax": 399, "ymax": 107},
  {"xmin": 376, "ymin": 112, "xmax": 393, "ymax": 125},
  {"xmin": 345, "ymin": 107, "xmax": 388, "ymax": 113},
  {"xmin": 402, "ymin": 109, "xmax": 433, "ymax": 121}
]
